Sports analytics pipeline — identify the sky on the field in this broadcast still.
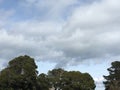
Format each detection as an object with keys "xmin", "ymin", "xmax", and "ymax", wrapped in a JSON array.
[{"xmin": 0, "ymin": 0, "xmax": 120, "ymax": 90}]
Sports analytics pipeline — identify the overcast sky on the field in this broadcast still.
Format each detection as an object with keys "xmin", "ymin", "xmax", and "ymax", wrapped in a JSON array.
[{"xmin": 0, "ymin": 0, "xmax": 120, "ymax": 89}]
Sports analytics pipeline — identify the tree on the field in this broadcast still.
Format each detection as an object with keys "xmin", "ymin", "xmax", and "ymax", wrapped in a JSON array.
[
  {"xmin": 48, "ymin": 68, "xmax": 65, "ymax": 90},
  {"xmin": 62, "ymin": 71, "xmax": 95, "ymax": 90},
  {"xmin": 0, "ymin": 55, "xmax": 38, "ymax": 90},
  {"xmin": 103, "ymin": 61, "xmax": 120, "ymax": 90},
  {"xmin": 0, "ymin": 55, "xmax": 96, "ymax": 90},
  {"xmin": 37, "ymin": 73, "xmax": 50, "ymax": 90},
  {"xmin": 48, "ymin": 68, "xmax": 96, "ymax": 90}
]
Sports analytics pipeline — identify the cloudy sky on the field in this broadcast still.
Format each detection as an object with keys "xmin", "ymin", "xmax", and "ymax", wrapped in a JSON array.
[{"xmin": 0, "ymin": 0, "xmax": 120, "ymax": 89}]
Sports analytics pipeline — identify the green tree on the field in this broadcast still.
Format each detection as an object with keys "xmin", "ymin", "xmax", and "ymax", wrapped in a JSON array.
[
  {"xmin": 48, "ymin": 68, "xmax": 65, "ymax": 90},
  {"xmin": 48, "ymin": 68, "xmax": 96, "ymax": 90},
  {"xmin": 0, "ymin": 55, "xmax": 38, "ymax": 90},
  {"xmin": 103, "ymin": 61, "xmax": 120, "ymax": 90},
  {"xmin": 62, "ymin": 71, "xmax": 95, "ymax": 90},
  {"xmin": 0, "ymin": 55, "xmax": 96, "ymax": 90},
  {"xmin": 37, "ymin": 73, "xmax": 50, "ymax": 90}
]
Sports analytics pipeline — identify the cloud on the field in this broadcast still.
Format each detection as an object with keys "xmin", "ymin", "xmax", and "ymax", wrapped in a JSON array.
[
  {"xmin": 0, "ymin": 9, "xmax": 14, "ymax": 27},
  {"xmin": 94, "ymin": 77, "xmax": 104, "ymax": 84},
  {"xmin": 0, "ymin": 21, "xmax": 64, "ymax": 65},
  {"xmin": 50, "ymin": 0, "xmax": 120, "ymax": 67},
  {"xmin": 94, "ymin": 77, "xmax": 105, "ymax": 90},
  {"xmin": 20, "ymin": 0, "xmax": 79, "ymax": 20},
  {"xmin": 0, "ymin": 0, "xmax": 120, "ymax": 68}
]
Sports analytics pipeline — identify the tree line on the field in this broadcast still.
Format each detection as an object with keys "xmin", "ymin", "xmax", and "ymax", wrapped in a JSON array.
[{"xmin": 0, "ymin": 55, "xmax": 120, "ymax": 90}]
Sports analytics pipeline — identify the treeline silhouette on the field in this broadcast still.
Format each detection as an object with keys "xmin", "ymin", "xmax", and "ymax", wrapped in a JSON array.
[{"xmin": 0, "ymin": 55, "xmax": 120, "ymax": 90}]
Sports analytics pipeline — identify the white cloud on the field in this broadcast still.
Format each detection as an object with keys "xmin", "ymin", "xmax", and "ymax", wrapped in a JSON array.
[
  {"xmin": 50, "ymin": 0, "xmax": 120, "ymax": 66},
  {"xmin": 94, "ymin": 77, "xmax": 104, "ymax": 84},
  {"xmin": 94, "ymin": 77, "xmax": 105, "ymax": 90},
  {"xmin": 0, "ymin": 0, "xmax": 120, "ymax": 68}
]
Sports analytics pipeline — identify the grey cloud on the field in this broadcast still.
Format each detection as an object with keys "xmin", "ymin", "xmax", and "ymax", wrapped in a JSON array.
[
  {"xmin": 0, "ymin": 0, "xmax": 120, "ymax": 68},
  {"xmin": 50, "ymin": 0, "xmax": 120, "ymax": 66}
]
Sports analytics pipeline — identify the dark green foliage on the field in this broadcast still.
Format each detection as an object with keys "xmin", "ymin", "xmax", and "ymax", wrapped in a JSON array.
[
  {"xmin": 48, "ymin": 68, "xmax": 96, "ymax": 90},
  {"xmin": 48, "ymin": 68, "xmax": 65, "ymax": 89},
  {"xmin": 0, "ymin": 55, "xmax": 38, "ymax": 90},
  {"xmin": 0, "ymin": 55, "xmax": 96, "ymax": 90},
  {"xmin": 103, "ymin": 61, "xmax": 120, "ymax": 90},
  {"xmin": 37, "ymin": 73, "xmax": 50, "ymax": 90}
]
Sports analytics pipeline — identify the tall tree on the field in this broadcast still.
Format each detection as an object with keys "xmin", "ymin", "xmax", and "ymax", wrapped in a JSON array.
[
  {"xmin": 0, "ymin": 55, "xmax": 38, "ymax": 90},
  {"xmin": 103, "ymin": 61, "xmax": 120, "ymax": 90}
]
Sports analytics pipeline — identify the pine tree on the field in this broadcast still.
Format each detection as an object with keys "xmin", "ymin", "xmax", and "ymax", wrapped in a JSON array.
[{"xmin": 103, "ymin": 61, "xmax": 120, "ymax": 90}]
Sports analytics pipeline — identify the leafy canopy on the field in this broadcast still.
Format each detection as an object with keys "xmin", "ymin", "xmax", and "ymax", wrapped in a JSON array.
[{"xmin": 0, "ymin": 55, "xmax": 38, "ymax": 90}]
